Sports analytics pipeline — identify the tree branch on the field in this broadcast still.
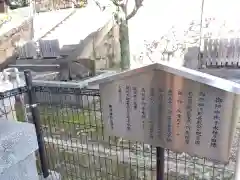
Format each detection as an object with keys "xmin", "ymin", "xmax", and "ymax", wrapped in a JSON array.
[
  {"xmin": 110, "ymin": 0, "xmax": 122, "ymax": 6},
  {"xmin": 126, "ymin": 0, "xmax": 143, "ymax": 20},
  {"xmin": 93, "ymin": 0, "xmax": 103, "ymax": 10}
]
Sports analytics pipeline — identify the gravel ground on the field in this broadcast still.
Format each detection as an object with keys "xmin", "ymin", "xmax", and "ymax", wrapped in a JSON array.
[{"xmin": 230, "ymin": 128, "xmax": 240, "ymax": 162}]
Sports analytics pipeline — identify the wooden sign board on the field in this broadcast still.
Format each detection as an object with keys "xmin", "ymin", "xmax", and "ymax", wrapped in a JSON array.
[{"xmin": 92, "ymin": 63, "xmax": 240, "ymax": 163}]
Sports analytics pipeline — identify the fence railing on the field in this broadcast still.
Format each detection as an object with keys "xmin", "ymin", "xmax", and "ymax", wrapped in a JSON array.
[
  {"xmin": 200, "ymin": 38, "xmax": 240, "ymax": 68},
  {"xmin": 1, "ymin": 71, "xmax": 240, "ymax": 180}
]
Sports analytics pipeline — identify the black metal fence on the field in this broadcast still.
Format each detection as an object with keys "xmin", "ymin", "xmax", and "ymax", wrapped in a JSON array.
[{"xmin": 0, "ymin": 71, "xmax": 239, "ymax": 180}]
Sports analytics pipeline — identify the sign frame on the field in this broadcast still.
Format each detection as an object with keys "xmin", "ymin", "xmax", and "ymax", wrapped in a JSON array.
[{"xmin": 89, "ymin": 62, "xmax": 240, "ymax": 163}]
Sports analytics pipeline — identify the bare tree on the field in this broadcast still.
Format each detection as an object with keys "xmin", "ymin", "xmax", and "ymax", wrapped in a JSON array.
[
  {"xmin": 95, "ymin": 0, "xmax": 144, "ymax": 70},
  {"xmin": 142, "ymin": 17, "xmax": 216, "ymax": 63}
]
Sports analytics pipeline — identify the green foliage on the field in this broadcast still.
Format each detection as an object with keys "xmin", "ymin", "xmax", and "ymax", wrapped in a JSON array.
[
  {"xmin": 39, "ymin": 105, "xmax": 103, "ymax": 136},
  {"xmin": 15, "ymin": 102, "xmax": 103, "ymax": 134}
]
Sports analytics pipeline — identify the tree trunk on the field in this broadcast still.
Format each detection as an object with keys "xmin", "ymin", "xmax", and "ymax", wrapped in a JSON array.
[
  {"xmin": 119, "ymin": 19, "xmax": 130, "ymax": 70},
  {"xmin": 112, "ymin": 25, "xmax": 121, "ymax": 67}
]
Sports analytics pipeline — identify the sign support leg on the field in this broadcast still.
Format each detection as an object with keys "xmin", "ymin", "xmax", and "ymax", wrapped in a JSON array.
[{"xmin": 156, "ymin": 147, "xmax": 164, "ymax": 180}]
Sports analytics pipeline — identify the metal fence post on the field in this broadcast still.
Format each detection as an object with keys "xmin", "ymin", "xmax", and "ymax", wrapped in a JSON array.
[
  {"xmin": 156, "ymin": 147, "xmax": 164, "ymax": 180},
  {"xmin": 24, "ymin": 70, "xmax": 49, "ymax": 178}
]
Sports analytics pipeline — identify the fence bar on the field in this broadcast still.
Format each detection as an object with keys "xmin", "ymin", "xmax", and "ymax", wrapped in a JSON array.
[
  {"xmin": 24, "ymin": 70, "xmax": 50, "ymax": 178},
  {"xmin": 156, "ymin": 147, "xmax": 164, "ymax": 180}
]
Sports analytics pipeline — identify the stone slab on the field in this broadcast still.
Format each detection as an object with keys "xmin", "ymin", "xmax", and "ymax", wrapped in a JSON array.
[{"xmin": 0, "ymin": 121, "xmax": 38, "ymax": 174}]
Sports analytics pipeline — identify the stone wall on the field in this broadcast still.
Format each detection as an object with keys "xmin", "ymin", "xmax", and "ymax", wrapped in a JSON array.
[{"xmin": 0, "ymin": 16, "xmax": 33, "ymax": 70}]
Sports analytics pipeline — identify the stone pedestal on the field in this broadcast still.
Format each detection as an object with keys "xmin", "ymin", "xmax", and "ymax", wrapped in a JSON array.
[{"xmin": 0, "ymin": 120, "xmax": 38, "ymax": 180}]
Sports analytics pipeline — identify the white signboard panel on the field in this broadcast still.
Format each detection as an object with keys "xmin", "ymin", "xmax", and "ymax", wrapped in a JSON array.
[{"xmin": 100, "ymin": 68, "xmax": 240, "ymax": 163}]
